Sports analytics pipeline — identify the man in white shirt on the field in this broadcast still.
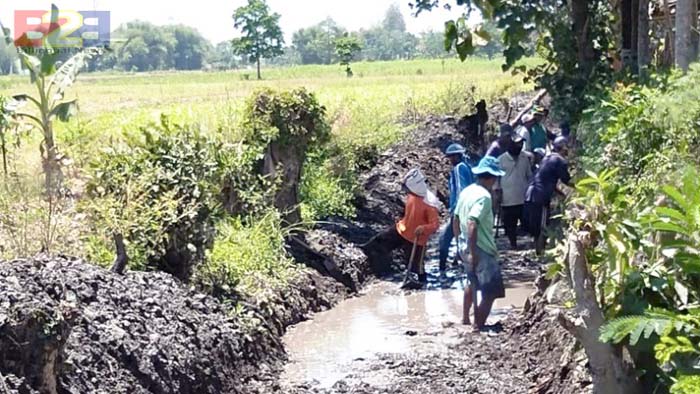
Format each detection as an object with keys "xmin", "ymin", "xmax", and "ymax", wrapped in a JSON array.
[{"xmin": 496, "ymin": 134, "xmax": 533, "ymax": 250}]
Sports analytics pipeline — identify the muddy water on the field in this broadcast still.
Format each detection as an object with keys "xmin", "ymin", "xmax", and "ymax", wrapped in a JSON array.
[{"xmin": 282, "ymin": 276, "xmax": 534, "ymax": 387}]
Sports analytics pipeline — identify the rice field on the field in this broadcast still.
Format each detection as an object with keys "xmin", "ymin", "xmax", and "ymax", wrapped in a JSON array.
[{"xmin": 0, "ymin": 57, "xmax": 533, "ymax": 167}]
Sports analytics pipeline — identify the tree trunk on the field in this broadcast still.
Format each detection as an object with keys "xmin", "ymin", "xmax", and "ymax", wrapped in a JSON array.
[
  {"xmin": 675, "ymin": 0, "xmax": 696, "ymax": 71},
  {"xmin": 558, "ymin": 234, "xmax": 641, "ymax": 394},
  {"xmin": 42, "ymin": 121, "xmax": 62, "ymax": 194},
  {"xmin": 570, "ymin": 0, "xmax": 596, "ymax": 76},
  {"xmin": 262, "ymin": 143, "xmax": 304, "ymax": 225},
  {"xmin": 661, "ymin": 0, "xmax": 675, "ymax": 67},
  {"xmin": 110, "ymin": 232, "xmax": 129, "ymax": 275},
  {"xmin": 256, "ymin": 56, "xmax": 261, "ymax": 80},
  {"xmin": 693, "ymin": 0, "xmax": 700, "ymax": 61},
  {"xmin": 637, "ymin": 0, "xmax": 651, "ymax": 72}
]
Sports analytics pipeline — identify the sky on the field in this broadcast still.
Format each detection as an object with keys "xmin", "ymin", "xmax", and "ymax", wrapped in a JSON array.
[{"xmin": 1, "ymin": 0, "xmax": 467, "ymax": 44}]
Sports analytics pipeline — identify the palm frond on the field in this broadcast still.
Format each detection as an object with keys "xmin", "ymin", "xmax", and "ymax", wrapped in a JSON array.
[{"xmin": 600, "ymin": 309, "xmax": 689, "ymax": 346}]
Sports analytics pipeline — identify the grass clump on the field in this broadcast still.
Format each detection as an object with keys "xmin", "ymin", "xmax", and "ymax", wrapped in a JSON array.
[{"xmin": 195, "ymin": 210, "xmax": 297, "ymax": 295}]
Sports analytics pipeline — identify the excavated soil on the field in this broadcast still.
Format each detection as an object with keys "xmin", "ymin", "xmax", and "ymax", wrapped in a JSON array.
[{"xmin": 0, "ymin": 91, "xmax": 588, "ymax": 394}]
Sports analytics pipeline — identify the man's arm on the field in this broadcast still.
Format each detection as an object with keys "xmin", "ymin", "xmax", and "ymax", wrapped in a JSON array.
[
  {"xmin": 417, "ymin": 206, "xmax": 440, "ymax": 237},
  {"xmin": 467, "ymin": 220, "xmax": 479, "ymax": 270},
  {"xmin": 558, "ymin": 157, "xmax": 572, "ymax": 186},
  {"xmin": 453, "ymin": 215, "xmax": 461, "ymax": 239}
]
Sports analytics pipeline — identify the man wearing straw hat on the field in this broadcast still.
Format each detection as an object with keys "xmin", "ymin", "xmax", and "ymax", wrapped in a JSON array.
[
  {"xmin": 453, "ymin": 156, "xmax": 506, "ymax": 330},
  {"xmin": 363, "ymin": 169, "xmax": 441, "ymax": 284}
]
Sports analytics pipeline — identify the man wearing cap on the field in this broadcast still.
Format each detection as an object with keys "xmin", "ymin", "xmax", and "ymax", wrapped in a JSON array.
[
  {"xmin": 530, "ymin": 106, "xmax": 554, "ymax": 151},
  {"xmin": 532, "ymin": 148, "xmax": 546, "ymax": 172},
  {"xmin": 516, "ymin": 113, "xmax": 538, "ymax": 153},
  {"xmin": 438, "ymin": 143, "xmax": 474, "ymax": 280},
  {"xmin": 524, "ymin": 137, "xmax": 572, "ymax": 255},
  {"xmin": 364, "ymin": 169, "xmax": 441, "ymax": 282},
  {"xmin": 496, "ymin": 134, "xmax": 533, "ymax": 250},
  {"xmin": 485, "ymin": 124, "xmax": 513, "ymax": 158},
  {"xmin": 453, "ymin": 156, "xmax": 506, "ymax": 329}
]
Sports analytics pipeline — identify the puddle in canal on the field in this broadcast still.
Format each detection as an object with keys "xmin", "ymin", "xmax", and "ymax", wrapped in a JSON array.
[{"xmin": 281, "ymin": 277, "xmax": 534, "ymax": 387}]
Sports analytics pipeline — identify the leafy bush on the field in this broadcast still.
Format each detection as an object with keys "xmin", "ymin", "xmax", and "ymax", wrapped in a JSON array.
[
  {"xmin": 300, "ymin": 150, "xmax": 356, "ymax": 221},
  {"xmin": 194, "ymin": 210, "xmax": 297, "ymax": 295},
  {"xmin": 241, "ymin": 87, "xmax": 331, "ymax": 224},
  {"xmin": 577, "ymin": 71, "xmax": 700, "ymax": 198},
  {"xmin": 85, "ymin": 116, "xmax": 223, "ymax": 280},
  {"xmin": 567, "ymin": 166, "xmax": 700, "ymax": 389},
  {"xmin": 242, "ymin": 87, "xmax": 330, "ymax": 150},
  {"xmin": 566, "ymin": 68, "xmax": 700, "ymax": 390}
]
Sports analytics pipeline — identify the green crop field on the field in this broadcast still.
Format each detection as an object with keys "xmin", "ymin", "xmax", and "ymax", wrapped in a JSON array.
[{"xmin": 0, "ymin": 58, "xmax": 532, "ymax": 169}]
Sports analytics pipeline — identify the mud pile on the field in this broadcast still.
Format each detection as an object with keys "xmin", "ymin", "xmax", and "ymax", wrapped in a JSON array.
[
  {"xmin": 0, "ymin": 256, "xmax": 289, "ymax": 394},
  {"xmin": 316, "ymin": 115, "xmax": 463, "ymax": 265}
]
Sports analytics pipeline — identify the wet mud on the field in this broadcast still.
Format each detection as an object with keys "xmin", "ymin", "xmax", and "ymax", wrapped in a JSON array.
[
  {"xmin": 281, "ymin": 234, "xmax": 538, "ymax": 385},
  {"xmin": 275, "ymin": 233, "xmax": 580, "ymax": 394}
]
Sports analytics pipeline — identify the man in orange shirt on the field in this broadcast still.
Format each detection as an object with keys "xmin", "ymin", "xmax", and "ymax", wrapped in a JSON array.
[{"xmin": 363, "ymin": 169, "xmax": 441, "ymax": 283}]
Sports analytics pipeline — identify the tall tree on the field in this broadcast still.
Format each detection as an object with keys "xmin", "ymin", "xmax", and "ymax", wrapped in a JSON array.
[
  {"xmin": 383, "ymin": 4, "xmax": 407, "ymax": 32},
  {"xmin": 231, "ymin": 0, "xmax": 284, "ymax": 80},
  {"xmin": 570, "ymin": 0, "xmax": 596, "ymax": 77},
  {"xmin": 166, "ymin": 25, "xmax": 212, "ymax": 70},
  {"xmin": 359, "ymin": 4, "xmax": 417, "ymax": 61},
  {"xmin": 335, "ymin": 33, "xmax": 363, "ymax": 77},
  {"xmin": 211, "ymin": 41, "xmax": 241, "ymax": 70},
  {"xmin": 417, "ymin": 30, "xmax": 449, "ymax": 58},
  {"xmin": 112, "ymin": 21, "xmax": 176, "ymax": 71},
  {"xmin": 292, "ymin": 18, "xmax": 345, "ymax": 65},
  {"xmin": 637, "ymin": 0, "xmax": 651, "ymax": 72},
  {"xmin": 675, "ymin": 0, "xmax": 696, "ymax": 71}
]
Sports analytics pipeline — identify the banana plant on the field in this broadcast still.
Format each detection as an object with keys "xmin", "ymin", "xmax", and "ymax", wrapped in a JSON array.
[
  {"xmin": 0, "ymin": 96, "xmax": 19, "ymax": 177},
  {"xmin": 3, "ymin": 5, "xmax": 95, "ymax": 193}
]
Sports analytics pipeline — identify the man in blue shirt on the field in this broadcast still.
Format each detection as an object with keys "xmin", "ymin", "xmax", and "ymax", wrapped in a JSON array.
[
  {"xmin": 438, "ymin": 143, "xmax": 474, "ymax": 279},
  {"xmin": 524, "ymin": 137, "xmax": 572, "ymax": 255}
]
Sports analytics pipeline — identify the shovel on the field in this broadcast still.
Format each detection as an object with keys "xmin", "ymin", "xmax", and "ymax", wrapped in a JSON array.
[{"xmin": 402, "ymin": 237, "xmax": 424, "ymax": 289}]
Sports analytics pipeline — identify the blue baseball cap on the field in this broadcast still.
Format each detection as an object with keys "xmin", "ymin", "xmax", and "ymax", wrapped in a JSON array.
[
  {"xmin": 444, "ymin": 143, "xmax": 466, "ymax": 156},
  {"xmin": 472, "ymin": 156, "xmax": 506, "ymax": 177}
]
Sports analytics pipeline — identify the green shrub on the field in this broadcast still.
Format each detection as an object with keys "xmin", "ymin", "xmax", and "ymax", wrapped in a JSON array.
[
  {"xmin": 242, "ymin": 87, "xmax": 330, "ymax": 150},
  {"xmin": 195, "ymin": 210, "xmax": 297, "ymax": 295},
  {"xmin": 241, "ymin": 87, "xmax": 331, "ymax": 224},
  {"xmin": 571, "ymin": 68, "xmax": 700, "ymax": 390},
  {"xmin": 577, "ymin": 71, "xmax": 700, "ymax": 199},
  {"xmin": 85, "ymin": 116, "xmax": 223, "ymax": 280},
  {"xmin": 300, "ymin": 150, "xmax": 356, "ymax": 221}
]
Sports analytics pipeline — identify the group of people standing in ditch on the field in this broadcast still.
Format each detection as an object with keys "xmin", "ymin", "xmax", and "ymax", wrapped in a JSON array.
[{"xmin": 364, "ymin": 105, "xmax": 572, "ymax": 331}]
